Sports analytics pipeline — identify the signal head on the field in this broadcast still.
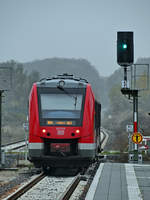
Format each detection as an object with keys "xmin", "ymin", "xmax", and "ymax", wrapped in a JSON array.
[{"xmin": 117, "ymin": 31, "xmax": 134, "ymax": 67}]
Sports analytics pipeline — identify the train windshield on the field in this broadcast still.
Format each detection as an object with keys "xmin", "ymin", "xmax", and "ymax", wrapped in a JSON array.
[{"xmin": 40, "ymin": 93, "xmax": 83, "ymax": 119}]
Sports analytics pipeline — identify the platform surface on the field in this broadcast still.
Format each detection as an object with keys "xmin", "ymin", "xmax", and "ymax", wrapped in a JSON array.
[{"xmin": 85, "ymin": 162, "xmax": 150, "ymax": 200}]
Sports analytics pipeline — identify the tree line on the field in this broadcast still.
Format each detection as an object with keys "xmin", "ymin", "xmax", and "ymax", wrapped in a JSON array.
[{"xmin": 1, "ymin": 61, "xmax": 40, "ymax": 127}]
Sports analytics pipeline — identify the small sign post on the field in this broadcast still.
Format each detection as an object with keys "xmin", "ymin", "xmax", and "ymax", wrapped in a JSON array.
[
  {"xmin": 126, "ymin": 125, "xmax": 133, "ymax": 133},
  {"xmin": 132, "ymin": 132, "xmax": 143, "ymax": 144}
]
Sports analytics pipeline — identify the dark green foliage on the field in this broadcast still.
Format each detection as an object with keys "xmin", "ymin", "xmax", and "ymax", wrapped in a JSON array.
[
  {"xmin": 1, "ymin": 58, "xmax": 104, "ymax": 143},
  {"xmin": 2, "ymin": 61, "xmax": 40, "ymax": 126},
  {"xmin": 103, "ymin": 57, "xmax": 150, "ymax": 150},
  {"xmin": 1, "ymin": 58, "xmax": 105, "ymax": 141},
  {"xmin": 2, "ymin": 57, "xmax": 150, "ymax": 148}
]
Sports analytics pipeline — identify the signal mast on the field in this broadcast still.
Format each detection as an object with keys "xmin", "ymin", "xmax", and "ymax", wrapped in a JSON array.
[{"xmin": 117, "ymin": 32, "xmax": 145, "ymax": 162}]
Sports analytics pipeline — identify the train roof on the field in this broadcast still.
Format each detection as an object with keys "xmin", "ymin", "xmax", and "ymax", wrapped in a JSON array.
[{"xmin": 36, "ymin": 73, "xmax": 89, "ymax": 88}]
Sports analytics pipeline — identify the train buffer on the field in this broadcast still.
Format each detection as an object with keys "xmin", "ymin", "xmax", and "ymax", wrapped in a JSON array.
[{"xmin": 85, "ymin": 162, "xmax": 150, "ymax": 200}]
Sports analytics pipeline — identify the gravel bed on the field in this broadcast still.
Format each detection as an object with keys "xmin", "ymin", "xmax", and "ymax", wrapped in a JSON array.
[
  {"xmin": 78, "ymin": 161, "xmax": 101, "ymax": 200},
  {"xmin": 17, "ymin": 176, "xmax": 75, "ymax": 200},
  {"xmin": 70, "ymin": 180, "xmax": 87, "ymax": 200},
  {"xmin": 0, "ymin": 153, "xmax": 39, "ymax": 199},
  {"xmin": 0, "ymin": 162, "xmax": 101, "ymax": 200},
  {"xmin": 0, "ymin": 151, "xmax": 102, "ymax": 200},
  {"xmin": 0, "ymin": 170, "xmax": 37, "ymax": 199}
]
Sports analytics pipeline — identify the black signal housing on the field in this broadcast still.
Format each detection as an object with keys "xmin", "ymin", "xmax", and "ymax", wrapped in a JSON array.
[{"xmin": 117, "ymin": 32, "xmax": 134, "ymax": 66}]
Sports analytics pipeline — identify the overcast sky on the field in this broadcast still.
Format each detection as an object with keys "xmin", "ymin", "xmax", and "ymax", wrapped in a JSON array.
[{"xmin": 0, "ymin": 0, "xmax": 150, "ymax": 76}]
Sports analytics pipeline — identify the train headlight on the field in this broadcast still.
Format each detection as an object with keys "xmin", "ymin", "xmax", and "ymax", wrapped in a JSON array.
[
  {"xmin": 42, "ymin": 129, "xmax": 46, "ymax": 133},
  {"xmin": 75, "ymin": 129, "xmax": 80, "ymax": 134}
]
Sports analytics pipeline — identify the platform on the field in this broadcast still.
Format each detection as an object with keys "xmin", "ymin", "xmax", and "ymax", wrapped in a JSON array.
[{"xmin": 85, "ymin": 163, "xmax": 150, "ymax": 200}]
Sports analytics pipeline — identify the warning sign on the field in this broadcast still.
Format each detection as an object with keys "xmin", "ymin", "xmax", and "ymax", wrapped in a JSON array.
[{"xmin": 132, "ymin": 132, "xmax": 143, "ymax": 144}]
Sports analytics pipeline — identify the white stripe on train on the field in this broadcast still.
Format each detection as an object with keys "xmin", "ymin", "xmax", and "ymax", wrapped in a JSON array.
[{"xmin": 28, "ymin": 142, "xmax": 96, "ymax": 150}]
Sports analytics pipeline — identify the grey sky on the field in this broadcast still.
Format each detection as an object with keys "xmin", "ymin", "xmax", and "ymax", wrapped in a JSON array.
[{"xmin": 0, "ymin": 0, "xmax": 150, "ymax": 76}]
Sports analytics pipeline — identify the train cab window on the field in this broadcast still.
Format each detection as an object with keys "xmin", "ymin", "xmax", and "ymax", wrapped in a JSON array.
[
  {"xmin": 40, "ymin": 93, "xmax": 83, "ymax": 119},
  {"xmin": 38, "ymin": 87, "xmax": 86, "ymax": 126}
]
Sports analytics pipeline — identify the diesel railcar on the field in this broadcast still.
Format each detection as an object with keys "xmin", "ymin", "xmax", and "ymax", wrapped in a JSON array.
[{"xmin": 28, "ymin": 74, "xmax": 101, "ymax": 170}]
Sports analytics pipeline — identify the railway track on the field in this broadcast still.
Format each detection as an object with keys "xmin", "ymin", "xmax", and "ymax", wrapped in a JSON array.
[
  {"xmin": 58, "ymin": 175, "xmax": 83, "ymax": 200},
  {"xmin": 4, "ymin": 173, "xmax": 46, "ymax": 200},
  {"xmin": 1, "ymin": 128, "xmax": 109, "ymax": 200},
  {"xmin": 2, "ymin": 153, "xmax": 104, "ymax": 200},
  {"xmin": 4, "ymin": 173, "xmax": 84, "ymax": 200},
  {"xmin": 2, "ymin": 140, "xmax": 26, "ymax": 152},
  {"xmin": 2, "ymin": 140, "xmax": 25, "ymax": 147}
]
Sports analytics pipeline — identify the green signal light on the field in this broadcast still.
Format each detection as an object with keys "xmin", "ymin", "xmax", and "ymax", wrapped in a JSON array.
[{"xmin": 122, "ymin": 44, "xmax": 127, "ymax": 49}]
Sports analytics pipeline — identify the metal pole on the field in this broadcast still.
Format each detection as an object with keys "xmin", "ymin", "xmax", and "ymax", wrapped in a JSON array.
[
  {"xmin": 124, "ymin": 67, "xmax": 128, "ymax": 88},
  {"xmin": 133, "ymin": 90, "xmax": 138, "ymax": 161},
  {"xmin": 0, "ymin": 91, "xmax": 2, "ymax": 166}
]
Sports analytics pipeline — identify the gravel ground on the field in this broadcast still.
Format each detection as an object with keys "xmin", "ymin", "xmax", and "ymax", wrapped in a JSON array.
[
  {"xmin": 0, "ymin": 170, "xmax": 37, "ymax": 199},
  {"xmin": 70, "ymin": 180, "xmax": 88, "ymax": 200},
  {"xmin": 0, "ymin": 153, "xmax": 38, "ymax": 200},
  {"xmin": 18, "ymin": 176, "xmax": 75, "ymax": 200},
  {"xmin": 0, "ymin": 152, "xmax": 102, "ymax": 200}
]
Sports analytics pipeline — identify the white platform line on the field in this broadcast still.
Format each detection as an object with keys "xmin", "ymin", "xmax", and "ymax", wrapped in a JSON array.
[
  {"xmin": 125, "ymin": 164, "xmax": 143, "ymax": 200},
  {"xmin": 85, "ymin": 163, "xmax": 104, "ymax": 200}
]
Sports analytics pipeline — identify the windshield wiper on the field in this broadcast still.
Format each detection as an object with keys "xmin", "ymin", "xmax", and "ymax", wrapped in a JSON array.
[{"xmin": 57, "ymin": 86, "xmax": 78, "ymax": 109}]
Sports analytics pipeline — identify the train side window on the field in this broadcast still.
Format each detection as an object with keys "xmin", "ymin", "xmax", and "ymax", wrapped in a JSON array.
[{"xmin": 95, "ymin": 101, "xmax": 101, "ymax": 129}]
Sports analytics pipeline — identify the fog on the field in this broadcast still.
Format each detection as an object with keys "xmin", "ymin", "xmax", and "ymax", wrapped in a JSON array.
[{"xmin": 0, "ymin": 0, "xmax": 150, "ymax": 76}]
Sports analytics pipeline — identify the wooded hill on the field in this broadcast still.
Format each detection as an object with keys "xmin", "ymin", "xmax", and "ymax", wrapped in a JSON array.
[
  {"xmin": 23, "ymin": 58, "xmax": 106, "ymax": 104},
  {"xmin": 103, "ymin": 58, "xmax": 150, "ymax": 150},
  {"xmin": 1, "ymin": 57, "xmax": 150, "ymax": 149}
]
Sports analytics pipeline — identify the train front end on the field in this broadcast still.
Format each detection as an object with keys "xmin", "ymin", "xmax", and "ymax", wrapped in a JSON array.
[{"xmin": 28, "ymin": 74, "xmax": 100, "ymax": 169}]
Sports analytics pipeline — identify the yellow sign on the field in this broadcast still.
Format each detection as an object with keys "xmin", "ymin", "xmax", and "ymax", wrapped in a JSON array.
[{"xmin": 132, "ymin": 132, "xmax": 143, "ymax": 144}]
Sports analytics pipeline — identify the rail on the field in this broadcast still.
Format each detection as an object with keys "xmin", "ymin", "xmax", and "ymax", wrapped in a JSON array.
[
  {"xmin": 4, "ymin": 173, "xmax": 45, "ymax": 200},
  {"xmin": 58, "ymin": 175, "xmax": 84, "ymax": 200},
  {"xmin": 2, "ymin": 141, "xmax": 26, "ymax": 152}
]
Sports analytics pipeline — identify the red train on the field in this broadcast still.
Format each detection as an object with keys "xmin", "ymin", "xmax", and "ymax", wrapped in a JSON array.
[{"xmin": 28, "ymin": 74, "xmax": 101, "ymax": 171}]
